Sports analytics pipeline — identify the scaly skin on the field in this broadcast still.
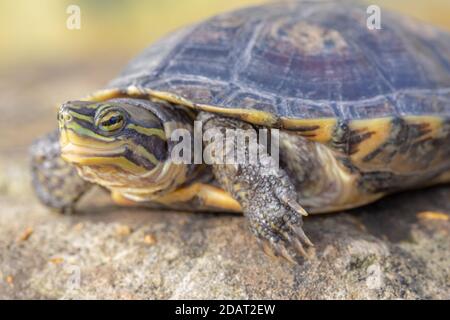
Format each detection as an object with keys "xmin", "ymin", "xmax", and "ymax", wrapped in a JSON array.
[
  {"xmin": 30, "ymin": 130, "xmax": 92, "ymax": 213},
  {"xmin": 198, "ymin": 112, "xmax": 313, "ymax": 262}
]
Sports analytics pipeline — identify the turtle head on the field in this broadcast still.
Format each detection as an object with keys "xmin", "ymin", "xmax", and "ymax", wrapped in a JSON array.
[{"xmin": 58, "ymin": 98, "xmax": 179, "ymax": 196}]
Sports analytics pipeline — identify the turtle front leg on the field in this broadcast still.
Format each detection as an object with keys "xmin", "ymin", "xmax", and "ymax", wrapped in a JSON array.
[
  {"xmin": 30, "ymin": 130, "xmax": 92, "ymax": 213},
  {"xmin": 199, "ymin": 113, "xmax": 313, "ymax": 263}
]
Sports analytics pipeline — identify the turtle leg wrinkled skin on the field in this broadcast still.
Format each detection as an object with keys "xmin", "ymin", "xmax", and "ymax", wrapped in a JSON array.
[
  {"xmin": 30, "ymin": 130, "xmax": 92, "ymax": 213},
  {"xmin": 198, "ymin": 112, "xmax": 313, "ymax": 262}
]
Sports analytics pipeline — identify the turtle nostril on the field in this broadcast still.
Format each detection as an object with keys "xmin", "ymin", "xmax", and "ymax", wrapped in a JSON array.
[
  {"xmin": 64, "ymin": 113, "xmax": 73, "ymax": 122},
  {"xmin": 58, "ymin": 108, "xmax": 73, "ymax": 123}
]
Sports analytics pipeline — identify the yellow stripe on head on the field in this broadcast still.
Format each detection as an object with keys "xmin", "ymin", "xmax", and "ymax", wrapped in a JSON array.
[
  {"xmin": 58, "ymin": 96, "xmax": 200, "ymax": 206},
  {"xmin": 126, "ymin": 123, "xmax": 166, "ymax": 140},
  {"xmin": 62, "ymin": 154, "xmax": 147, "ymax": 175}
]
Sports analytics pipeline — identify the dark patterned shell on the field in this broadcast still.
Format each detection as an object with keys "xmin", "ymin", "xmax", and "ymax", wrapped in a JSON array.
[{"xmin": 108, "ymin": 1, "xmax": 450, "ymax": 120}]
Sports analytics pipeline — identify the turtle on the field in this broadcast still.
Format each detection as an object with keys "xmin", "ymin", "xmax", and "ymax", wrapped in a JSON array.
[{"xmin": 30, "ymin": 1, "xmax": 450, "ymax": 262}]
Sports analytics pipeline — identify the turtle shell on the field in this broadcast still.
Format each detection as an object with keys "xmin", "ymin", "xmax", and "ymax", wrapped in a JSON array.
[
  {"xmin": 103, "ymin": 1, "xmax": 450, "ymax": 120},
  {"xmin": 87, "ymin": 1, "xmax": 450, "ymax": 158}
]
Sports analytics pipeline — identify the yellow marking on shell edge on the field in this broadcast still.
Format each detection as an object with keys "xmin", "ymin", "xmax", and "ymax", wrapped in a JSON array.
[
  {"xmin": 155, "ymin": 182, "xmax": 242, "ymax": 212},
  {"xmin": 404, "ymin": 116, "xmax": 443, "ymax": 140},
  {"xmin": 196, "ymin": 104, "xmax": 279, "ymax": 127},
  {"xmin": 348, "ymin": 117, "xmax": 392, "ymax": 161},
  {"xmin": 84, "ymin": 88, "xmax": 124, "ymax": 102},
  {"xmin": 281, "ymin": 117, "xmax": 337, "ymax": 143},
  {"xmin": 148, "ymin": 88, "xmax": 279, "ymax": 126},
  {"xmin": 86, "ymin": 87, "xmax": 280, "ymax": 127},
  {"xmin": 417, "ymin": 211, "xmax": 449, "ymax": 221},
  {"xmin": 69, "ymin": 87, "xmax": 449, "ymax": 150},
  {"xmin": 87, "ymin": 87, "xmax": 341, "ymax": 145},
  {"xmin": 85, "ymin": 88, "xmax": 445, "ymax": 152},
  {"xmin": 86, "ymin": 87, "xmax": 341, "ymax": 134}
]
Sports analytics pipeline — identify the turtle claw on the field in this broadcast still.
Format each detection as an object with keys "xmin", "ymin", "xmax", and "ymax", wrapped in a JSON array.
[
  {"xmin": 254, "ymin": 215, "xmax": 313, "ymax": 263},
  {"xmin": 258, "ymin": 236, "xmax": 305, "ymax": 263},
  {"xmin": 249, "ymin": 193, "xmax": 314, "ymax": 263},
  {"xmin": 265, "ymin": 240, "xmax": 295, "ymax": 264},
  {"xmin": 279, "ymin": 193, "xmax": 308, "ymax": 216},
  {"xmin": 277, "ymin": 243, "xmax": 297, "ymax": 264},
  {"xmin": 287, "ymin": 200, "xmax": 309, "ymax": 216},
  {"xmin": 258, "ymin": 239, "xmax": 277, "ymax": 259},
  {"xmin": 292, "ymin": 225, "xmax": 314, "ymax": 247},
  {"xmin": 284, "ymin": 221, "xmax": 312, "ymax": 259},
  {"xmin": 291, "ymin": 237, "xmax": 308, "ymax": 257}
]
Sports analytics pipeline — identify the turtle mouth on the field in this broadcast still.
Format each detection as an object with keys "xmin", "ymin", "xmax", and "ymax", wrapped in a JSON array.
[{"xmin": 60, "ymin": 129, "xmax": 125, "ymax": 165}]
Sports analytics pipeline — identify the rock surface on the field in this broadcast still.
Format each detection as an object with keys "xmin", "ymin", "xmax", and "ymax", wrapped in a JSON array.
[{"xmin": 0, "ymin": 62, "xmax": 449, "ymax": 299}]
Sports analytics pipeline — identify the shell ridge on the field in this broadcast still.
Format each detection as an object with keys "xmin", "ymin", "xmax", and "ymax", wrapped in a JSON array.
[
  {"xmin": 105, "ymin": 2, "xmax": 450, "ymax": 120},
  {"xmin": 230, "ymin": 21, "xmax": 265, "ymax": 83}
]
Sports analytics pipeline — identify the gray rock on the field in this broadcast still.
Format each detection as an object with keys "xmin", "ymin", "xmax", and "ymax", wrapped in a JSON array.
[{"xmin": 0, "ymin": 176, "xmax": 449, "ymax": 299}]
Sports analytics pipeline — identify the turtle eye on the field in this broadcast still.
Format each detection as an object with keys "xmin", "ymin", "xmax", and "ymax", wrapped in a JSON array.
[{"xmin": 97, "ymin": 110, "xmax": 125, "ymax": 133}]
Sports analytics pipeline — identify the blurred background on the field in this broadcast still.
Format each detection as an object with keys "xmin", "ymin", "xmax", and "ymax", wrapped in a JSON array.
[
  {"xmin": 1, "ymin": 0, "xmax": 450, "ymax": 197},
  {"xmin": 2, "ymin": 0, "xmax": 450, "ymax": 67},
  {"xmin": 1, "ymin": 1, "xmax": 450, "ymax": 299}
]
